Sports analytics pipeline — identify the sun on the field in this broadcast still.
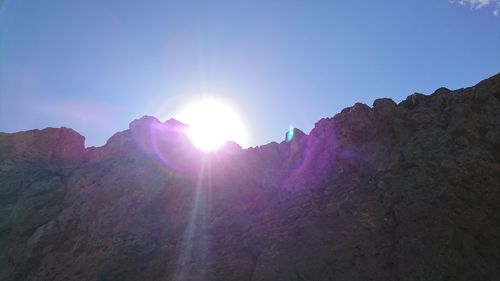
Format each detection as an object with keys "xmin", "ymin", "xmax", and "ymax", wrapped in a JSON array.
[{"xmin": 176, "ymin": 98, "xmax": 248, "ymax": 152}]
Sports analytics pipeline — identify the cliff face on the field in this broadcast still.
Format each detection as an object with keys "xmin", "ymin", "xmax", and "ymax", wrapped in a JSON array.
[{"xmin": 1, "ymin": 73, "xmax": 499, "ymax": 281}]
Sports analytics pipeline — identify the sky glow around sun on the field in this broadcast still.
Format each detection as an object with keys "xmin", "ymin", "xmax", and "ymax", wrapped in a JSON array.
[{"xmin": 175, "ymin": 98, "xmax": 248, "ymax": 151}]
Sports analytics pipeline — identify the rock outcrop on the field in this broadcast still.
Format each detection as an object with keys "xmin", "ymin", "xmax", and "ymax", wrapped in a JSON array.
[{"xmin": 0, "ymin": 73, "xmax": 499, "ymax": 281}]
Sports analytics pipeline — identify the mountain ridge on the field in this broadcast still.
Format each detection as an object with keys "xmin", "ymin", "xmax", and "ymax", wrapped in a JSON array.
[{"xmin": 0, "ymin": 72, "xmax": 499, "ymax": 281}]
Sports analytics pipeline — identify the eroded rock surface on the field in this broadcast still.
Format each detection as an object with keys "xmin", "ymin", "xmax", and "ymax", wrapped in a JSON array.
[{"xmin": 1, "ymin": 73, "xmax": 499, "ymax": 281}]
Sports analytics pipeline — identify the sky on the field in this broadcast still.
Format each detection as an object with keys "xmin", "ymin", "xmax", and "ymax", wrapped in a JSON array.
[{"xmin": 1, "ymin": 0, "xmax": 499, "ymax": 147}]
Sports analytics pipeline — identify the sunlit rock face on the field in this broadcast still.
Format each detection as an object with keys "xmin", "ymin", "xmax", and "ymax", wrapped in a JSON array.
[{"xmin": 1, "ymin": 73, "xmax": 500, "ymax": 281}]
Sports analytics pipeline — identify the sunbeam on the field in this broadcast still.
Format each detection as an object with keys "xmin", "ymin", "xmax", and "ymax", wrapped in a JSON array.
[{"xmin": 173, "ymin": 155, "xmax": 213, "ymax": 280}]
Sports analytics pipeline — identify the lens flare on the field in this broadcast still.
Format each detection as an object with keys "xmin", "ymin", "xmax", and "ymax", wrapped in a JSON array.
[{"xmin": 286, "ymin": 125, "xmax": 295, "ymax": 142}]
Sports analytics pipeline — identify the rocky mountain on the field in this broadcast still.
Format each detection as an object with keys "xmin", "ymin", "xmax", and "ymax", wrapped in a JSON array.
[{"xmin": 1, "ymin": 73, "xmax": 499, "ymax": 281}]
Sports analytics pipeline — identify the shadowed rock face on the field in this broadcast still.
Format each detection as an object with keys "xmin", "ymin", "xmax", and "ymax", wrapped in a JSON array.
[{"xmin": 1, "ymin": 73, "xmax": 499, "ymax": 281}]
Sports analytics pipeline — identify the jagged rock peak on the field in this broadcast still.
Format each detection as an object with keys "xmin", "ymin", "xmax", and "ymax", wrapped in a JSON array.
[
  {"xmin": 163, "ymin": 117, "xmax": 187, "ymax": 127},
  {"xmin": 0, "ymin": 127, "xmax": 85, "ymax": 164},
  {"xmin": 129, "ymin": 116, "xmax": 187, "ymax": 131},
  {"xmin": 285, "ymin": 127, "xmax": 307, "ymax": 142},
  {"xmin": 129, "ymin": 115, "xmax": 160, "ymax": 130},
  {"xmin": 432, "ymin": 87, "xmax": 452, "ymax": 96}
]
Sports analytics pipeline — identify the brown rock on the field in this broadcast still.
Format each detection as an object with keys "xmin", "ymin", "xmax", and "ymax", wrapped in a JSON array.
[{"xmin": 1, "ymin": 73, "xmax": 500, "ymax": 281}]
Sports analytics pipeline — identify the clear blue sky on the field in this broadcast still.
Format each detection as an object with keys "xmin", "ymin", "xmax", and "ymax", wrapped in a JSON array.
[{"xmin": 1, "ymin": 0, "xmax": 499, "ymax": 147}]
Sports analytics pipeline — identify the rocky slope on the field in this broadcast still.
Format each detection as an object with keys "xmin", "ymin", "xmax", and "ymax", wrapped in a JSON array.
[{"xmin": 1, "ymin": 73, "xmax": 499, "ymax": 281}]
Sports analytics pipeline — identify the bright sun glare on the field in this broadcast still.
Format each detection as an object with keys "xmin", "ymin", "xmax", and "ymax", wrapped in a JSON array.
[{"xmin": 176, "ymin": 99, "xmax": 248, "ymax": 152}]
